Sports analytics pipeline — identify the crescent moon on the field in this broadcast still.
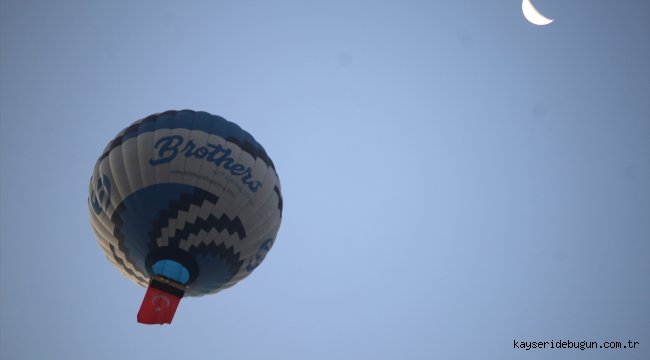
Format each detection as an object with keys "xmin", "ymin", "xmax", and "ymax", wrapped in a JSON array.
[
  {"xmin": 151, "ymin": 294, "xmax": 171, "ymax": 312},
  {"xmin": 522, "ymin": 0, "xmax": 554, "ymax": 26}
]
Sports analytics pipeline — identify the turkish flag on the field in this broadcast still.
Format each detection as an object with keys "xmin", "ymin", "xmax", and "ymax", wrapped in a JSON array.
[{"xmin": 137, "ymin": 284, "xmax": 182, "ymax": 325}]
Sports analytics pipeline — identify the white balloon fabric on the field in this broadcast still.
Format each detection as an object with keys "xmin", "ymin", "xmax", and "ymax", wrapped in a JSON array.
[{"xmin": 88, "ymin": 110, "xmax": 282, "ymax": 296}]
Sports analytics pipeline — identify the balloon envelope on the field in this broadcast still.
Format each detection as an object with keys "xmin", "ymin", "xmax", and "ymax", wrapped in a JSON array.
[{"xmin": 88, "ymin": 110, "xmax": 282, "ymax": 297}]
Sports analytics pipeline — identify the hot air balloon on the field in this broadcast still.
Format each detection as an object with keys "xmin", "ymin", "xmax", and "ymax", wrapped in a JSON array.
[{"xmin": 88, "ymin": 110, "xmax": 283, "ymax": 324}]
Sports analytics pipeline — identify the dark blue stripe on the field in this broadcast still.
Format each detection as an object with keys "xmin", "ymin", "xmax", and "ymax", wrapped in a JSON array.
[
  {"xmin": 98, "ymin": 110, "xmax": 275, "ymax": 170},
  {"xmin": 274, "ymin": 185, "xmax": 283, "ymax": 214}
]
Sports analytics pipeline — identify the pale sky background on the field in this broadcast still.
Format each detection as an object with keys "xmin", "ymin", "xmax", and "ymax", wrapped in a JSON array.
[{"xmin": 1, "ymin": 1, "xmax": 648, "ymax": 359}]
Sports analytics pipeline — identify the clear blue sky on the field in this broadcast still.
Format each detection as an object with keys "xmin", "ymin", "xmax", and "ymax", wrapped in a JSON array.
[{"xmin": 1, "ymin": 1, "xmax": 648, "ymax": 359}]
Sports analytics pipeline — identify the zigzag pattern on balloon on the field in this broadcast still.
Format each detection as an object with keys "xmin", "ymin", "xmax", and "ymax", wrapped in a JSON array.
[
  {"xmin": 164, "ymin": 213, "xmax": 246, "ymax": 249},
  {"xmin": 148, "ymin": 188, "xmax": 221, "ymax": 244},
  {"xmin": 110, "ymin": 183, "xmax": 247, "ymax": 292}
]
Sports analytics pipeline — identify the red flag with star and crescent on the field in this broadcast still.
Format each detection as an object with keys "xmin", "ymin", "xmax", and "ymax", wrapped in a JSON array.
[{"xmin": 137, "ymin": 277, "xmax": 185, "ymax": 325}]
